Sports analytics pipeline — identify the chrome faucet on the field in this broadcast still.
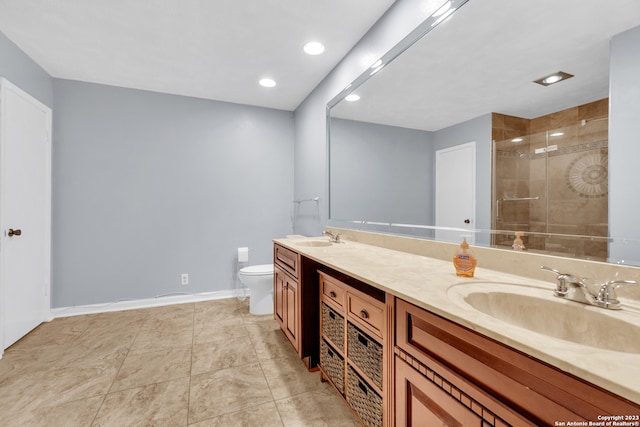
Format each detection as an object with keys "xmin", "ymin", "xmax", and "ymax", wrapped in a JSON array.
[
  {"xmin": 541, "ymin": 266, "xmax": 636, "ymax": 310},
  {"xmin": 323, "ymin": 230, "xmax": 342, "ymax": 243}
]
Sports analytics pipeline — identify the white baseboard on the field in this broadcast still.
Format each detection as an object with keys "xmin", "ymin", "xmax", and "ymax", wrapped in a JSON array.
[{"xmin": 50, "ymin": 289, "xmax": 246, "ymax": 318}]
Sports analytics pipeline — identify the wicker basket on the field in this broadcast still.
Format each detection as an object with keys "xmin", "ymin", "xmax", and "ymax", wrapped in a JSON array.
[
  {"xmin": 347, "ymin": 322, "xmax": 383, "ymax": 389},
  {"xmin": 347, "ymin": 366, "xmax": 383, "ymax": 427},
  {"xmin": 322, "ymin": 302, "xmax": 345, "ymax": 350},
  {"xmin": 321, "ymin": 339, "xmax": 345, "ymax": 394}
]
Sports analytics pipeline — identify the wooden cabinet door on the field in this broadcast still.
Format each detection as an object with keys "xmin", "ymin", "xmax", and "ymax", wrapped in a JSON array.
[
  {"xmin": 274, "ymin": 266, "xmax": 286, "ymax": 327},
  {"xmin": 284, "ymin": 277, "xmax": 299, "ymax": 351},
  {"xmin": 395, "ymin": 357, "xmax": 482, "ymax": 427},
  {"xmin": 275, "ymin": 264, "xmax": 299, "ymax": 352}
]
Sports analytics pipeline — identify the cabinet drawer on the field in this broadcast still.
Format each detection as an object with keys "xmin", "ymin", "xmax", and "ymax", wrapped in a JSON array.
[
  {"xmin": 347, "ymin": 292, "xmax": 384, "ymax": 338},
  {"xmin": 320, "ymin": 273, "xmax": 346, "ymax": 308},
  {"xmin": 274, "ymin": 244, "xmax": 299, "ymax": 278},
  {"xmin": 347, "ymin": 366, "xmax": 383, "ymax": 427},
  {"xmin": 322, "ymin": 302, "xmax": 344, "ymax": 351},
  {"xmin": 347, "ymin": 322, "xmax": 382, "ymax": 390},
  {"xmin": 321, "ymin": 339, "xmax": 345, "ymax": 395}
]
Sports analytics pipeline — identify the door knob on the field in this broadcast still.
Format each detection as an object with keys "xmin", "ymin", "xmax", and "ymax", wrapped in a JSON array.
[{"xmin": 7, "ymin": 228, "xmax": 21, "ymax": 237}]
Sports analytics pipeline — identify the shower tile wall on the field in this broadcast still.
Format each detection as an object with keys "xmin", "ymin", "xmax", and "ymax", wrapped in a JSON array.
[{"xmin": 492, "ymin": 99, "xmax": 609, "ymax": 259}]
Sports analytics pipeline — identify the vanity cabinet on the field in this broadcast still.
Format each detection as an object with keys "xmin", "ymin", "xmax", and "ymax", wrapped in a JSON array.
[
  {"xmin": 273, "ymin": 244, "xmax": 320, "ymax": 367},
  {"xmin": 319, "ymin": 271, "xmax": 389, "ymax": 427},
  {"xmin": 394, "ymin": 298, "xmax": 640, "ymax": 426},
  {"xmin": 274, "ymin": 239, "xmax": 639, "ymax": 426}
]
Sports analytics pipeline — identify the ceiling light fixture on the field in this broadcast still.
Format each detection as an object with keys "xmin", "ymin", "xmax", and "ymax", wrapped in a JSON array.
[
  {"xmin": 303, "ymin": 41, "xmax": 325, "ymax": 55},
  {"xmin": 512, "ymin": 137, "xmax": 524, "ymax": 143},
  {"xmin": 432, "ymin": 7, "xmax": 456, "ymax": 26},
  {"xmin": 259, "ymin": 78, "xmax": 276, "ymax": 88},
  {"xmin": 433, "ymin": 1, "xmax": 452, "ymax": 17},
  {"xmin": 370, "ymin": 65, "xmax": 384, "ymax": 76},
  {"xmin": 550, "ymin": 132, "xmax": 564, "ymax": 137},
  {"xmin": 533, "ymin": 71, "xmax": 574, "ymax": 86},
  {"xmin": 345, "ymin": 94, "xmax": 360, "ymax": 102},
  {"xmin": 368, "ymin": 58, "xmax": 385, "ymax": 76}
]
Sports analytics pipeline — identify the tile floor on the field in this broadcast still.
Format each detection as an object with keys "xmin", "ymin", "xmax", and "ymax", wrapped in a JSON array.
[{"xmin": 0, "ymin": 298, "xmax": 361, "ymax": 426}]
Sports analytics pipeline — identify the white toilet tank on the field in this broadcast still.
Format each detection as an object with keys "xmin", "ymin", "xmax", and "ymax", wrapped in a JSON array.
[{"xmin": 238, "ymin": 264, "xmax": 274, "ymax": 315}]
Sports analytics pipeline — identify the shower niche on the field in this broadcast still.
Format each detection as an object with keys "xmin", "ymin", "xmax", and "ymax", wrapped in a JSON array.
[{"xmin": 492, "ymin": 98, "xmax": 609, "ymax": 260}]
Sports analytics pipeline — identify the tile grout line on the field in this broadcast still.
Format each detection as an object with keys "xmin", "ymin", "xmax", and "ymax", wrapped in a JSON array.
[
  {"xmin": 245, "ymin": 310, "xmax": 289, "ymax": 427},
  {"xmin": 186, "ymin": 302, "xmax": 196, "ymax": 426},
  {"xmin": 88, "ymin": 311, "xmax": 149, "ymax": 427},
  {"xmin": 248, "ymin": 321, "xmax": 283, "ymax": 425}
]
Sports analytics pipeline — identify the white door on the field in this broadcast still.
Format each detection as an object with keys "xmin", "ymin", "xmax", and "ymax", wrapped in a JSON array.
[
  {"xmin": 0, "ymin": 78, "xmax": 52, "ymax": 351},
  {"xmin": 435, "ymin": 142, "xmax": 476, "ymax": 243}
]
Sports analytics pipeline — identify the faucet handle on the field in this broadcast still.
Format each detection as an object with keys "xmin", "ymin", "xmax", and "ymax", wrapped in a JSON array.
[
  {"xmin": 540, "ymin": 266, "xmax": 586, "ymax": 282},
  {"xmin": 541, "ymin": 266, "xmax": 570, "ymax": 296},
  {"xmin": 323, "ymin": 230, "xmax": 341, "ymax": 243},
  {"xmin": 596, "ymin": 280, "xmax": 637, "ymax": 309},
  {"xmin": 541, "ymin": 266, "xmax": 562, "ymax": 275},
  {"xmin": 540, "ymin": 266, "xmax": 587, "ymax": 296}
]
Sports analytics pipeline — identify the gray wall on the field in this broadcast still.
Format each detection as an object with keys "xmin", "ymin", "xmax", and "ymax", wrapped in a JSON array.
[
  {"xmin": 330, "ymin": 118, "xmax": 433, "ymax": 224},
  {"xmin": 52, "ymin": 79, "xmax": 294, "ymax": 307},
  {"xmin": 0, "ymin": 30, "xmax": 53, "ymax": 107},
  {"xmin": 327, "ymin": 114, "xmax": 492, "ymax": 244},
  {"xmin": 609, "ymin": 25, "xmax": 640, "ymax": 263}
]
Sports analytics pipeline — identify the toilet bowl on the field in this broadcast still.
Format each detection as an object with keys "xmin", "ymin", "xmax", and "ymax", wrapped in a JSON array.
[{"xmin": 238, "ymin": 264, "xmax": 274, "ymax": 315}]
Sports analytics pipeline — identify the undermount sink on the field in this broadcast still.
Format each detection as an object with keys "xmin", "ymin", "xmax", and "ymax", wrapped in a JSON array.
[
  {"xmin": 447, "ymin": 283, "xmax": 640, "ymax": 354},
  {"xmin": 292, "ymin": 240, "xmax": 333, "ymax": 247}
]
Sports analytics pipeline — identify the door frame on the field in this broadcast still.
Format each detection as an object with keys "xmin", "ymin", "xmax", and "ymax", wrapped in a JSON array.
[{"xmin": 0, "ymin": 78, "xmax": 52, "ymax": 355}]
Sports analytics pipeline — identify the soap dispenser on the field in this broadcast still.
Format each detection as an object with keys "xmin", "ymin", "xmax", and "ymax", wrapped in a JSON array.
[
  {"xmin": 453, "ymin": 237, "xmax": 477, "ymax": 278},
  {"xmin": 512, "ymin": 231, "xmax": 525, "ymax": 251}
]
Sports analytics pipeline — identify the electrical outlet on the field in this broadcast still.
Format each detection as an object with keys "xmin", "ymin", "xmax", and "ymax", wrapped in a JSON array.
[{"xmin": 181, "ymin": 273, "xmax": 189, "ymax": 285}]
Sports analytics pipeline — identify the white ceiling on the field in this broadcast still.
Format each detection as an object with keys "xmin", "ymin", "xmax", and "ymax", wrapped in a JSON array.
[
  {"xmin": 332, "ymin": 0, "xmax": 640, "ymax": 131},
  {"xmin": 0, "ymin": 0, "xmax": 395, "ymax": 111}
]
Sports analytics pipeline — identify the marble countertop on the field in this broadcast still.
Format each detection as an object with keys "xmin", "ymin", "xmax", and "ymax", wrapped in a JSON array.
[{"xmin": 273, "ymin": 236, "xmax": 640, "ymax": 404}]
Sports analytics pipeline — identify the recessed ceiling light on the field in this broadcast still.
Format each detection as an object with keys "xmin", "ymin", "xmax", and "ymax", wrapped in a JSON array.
[
  {"xmin": 345, "ymin": 94, "xmax": 360, "ymax": 102},
  {"xmin": 512, "ymin": 137, "xmax": 524, "ymax": 143},
  {"xmin": 433, "ymin": 1, "xmax": 452, "ymax": 17},
  {"xmin": 259, "ymin": 78, "xmax": 276, "ymax": 88},
  {"xmin": 544, "ymin": 75, "xmax": 562, "ymax": 84},
  {"xmin": 550, "ymin": 132, "xmax": 564, "ymax": 137},
  {"xmin": 533, "ymin": 71, "xmax": 574, "ymax": 86},
  {"xmin": 303, "ymin": 41, "xmax": 325, "ymax": 55}
]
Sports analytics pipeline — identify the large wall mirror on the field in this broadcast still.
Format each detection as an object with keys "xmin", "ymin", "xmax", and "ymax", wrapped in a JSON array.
[{"xmin": 327, "ymin": 0, "xmax": 640, "ymax": 265}]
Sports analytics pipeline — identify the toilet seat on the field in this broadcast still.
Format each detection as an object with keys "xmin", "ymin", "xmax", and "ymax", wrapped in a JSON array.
[{"xmin": 239, "ymin": 264, "xmax": 274, "ymax": 276}]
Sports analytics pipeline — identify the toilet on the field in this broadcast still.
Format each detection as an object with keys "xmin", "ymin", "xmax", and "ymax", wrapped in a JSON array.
[{"xmin": 238, "ymin": 264, "xmax": 274, "ymax": 315}]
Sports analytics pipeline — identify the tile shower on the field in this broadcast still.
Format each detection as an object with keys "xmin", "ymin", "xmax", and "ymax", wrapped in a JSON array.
[{"xmin": 492, "ymin": 99, "xmax": 609, "ymax": 260}]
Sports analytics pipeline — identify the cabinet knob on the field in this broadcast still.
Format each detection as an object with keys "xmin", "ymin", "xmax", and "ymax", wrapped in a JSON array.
[
  {"xmin": 359, "ymin": 309, "xmax": 369, "ymax": 319},
  {"xmin": 329, "ymin": 291, "xmax": 337, "ymax": 298}
]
